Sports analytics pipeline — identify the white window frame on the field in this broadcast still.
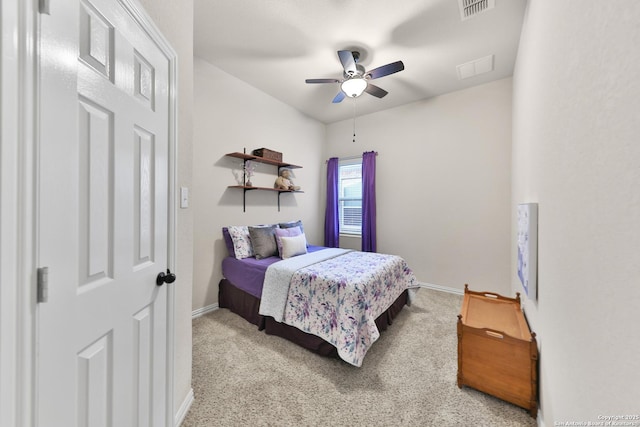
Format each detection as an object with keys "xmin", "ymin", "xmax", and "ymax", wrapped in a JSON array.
[{"xmin": 338, "ymin": 158, "xmax": 362, "ymax": 236}]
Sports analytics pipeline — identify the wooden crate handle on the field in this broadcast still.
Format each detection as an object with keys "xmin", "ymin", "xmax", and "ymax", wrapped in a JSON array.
[{"xmin": 485, "ymin": 330, "xmax": 504, "ymax": 339}]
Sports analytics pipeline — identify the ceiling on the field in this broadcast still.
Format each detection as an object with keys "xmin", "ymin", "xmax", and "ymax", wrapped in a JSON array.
[{"xmin": 194, "ymin": 0, "xmax": 527, "ymax": 124}]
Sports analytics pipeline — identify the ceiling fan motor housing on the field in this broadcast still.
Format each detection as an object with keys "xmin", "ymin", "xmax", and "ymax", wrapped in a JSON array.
[{"xmin": 344, "ymin": 64, "xmax": 366, "ymax": 79}]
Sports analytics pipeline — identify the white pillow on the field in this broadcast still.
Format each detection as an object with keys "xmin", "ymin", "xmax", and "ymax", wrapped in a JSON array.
[
  {"xmin": 227, "ymin": 225, "xmax": 254, "ymax": 259},
  {"xmin": 280, "ymin": 233, "xmax": 307, "ymax": 259}
]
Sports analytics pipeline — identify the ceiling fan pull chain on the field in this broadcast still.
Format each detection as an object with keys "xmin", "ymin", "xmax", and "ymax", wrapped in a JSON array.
[{"xmin": 352, "ymin": 97, "xmax": 357, "ymax": 143}]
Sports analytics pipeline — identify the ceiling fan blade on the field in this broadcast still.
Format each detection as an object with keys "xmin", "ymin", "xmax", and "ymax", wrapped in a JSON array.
[
  {"xmin": 332, "ymin": 91, "xmax": 346, "ymax": 103},
  {"xmin": 337, "ymin": 50, "xmax": 357, "ymax": 75},
  {"xmin": 364, "ymin": 83, "xmax": 388, "ymax": 98},
  {"xmin": 366, "ymin": 61, "xmax": 405, "ymax": 79},
  {"xmin": 305, "ymin": 78, "xmax": 340, "ymax": 84}
]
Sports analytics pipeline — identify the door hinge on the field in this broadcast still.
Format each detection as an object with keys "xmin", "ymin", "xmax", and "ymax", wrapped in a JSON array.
[
  {"xmin": 37, "ymin": 267, "xmax": 49, "ymax": 303},
  {"xmin": 38, "ymin": 0, "xmax": 51, "ymax": 15}
]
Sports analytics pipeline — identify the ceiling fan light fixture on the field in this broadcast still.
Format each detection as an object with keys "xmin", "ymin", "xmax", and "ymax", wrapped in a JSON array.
[{"xmin": 341, "ymin": 77, "xmax": 367, "ymax": 98}]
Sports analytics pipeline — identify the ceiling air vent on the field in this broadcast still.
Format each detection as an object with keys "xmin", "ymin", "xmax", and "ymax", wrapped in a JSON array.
[
  {"xmin": 456, "ymin": 54, "xmax": 494, "ymax": 80},
  {"xmin": 458, "ymin": 0, "xmax": 495, "ymax": 21}
]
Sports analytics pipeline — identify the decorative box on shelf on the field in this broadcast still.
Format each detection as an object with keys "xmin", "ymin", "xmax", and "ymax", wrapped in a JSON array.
[
  {"xmin": 457, "ymin": 284, "xmax": 538, "ymax": 418},
  {"xmin": 252, "ymin": 148, "xmax": 282, "ymax": 162}
]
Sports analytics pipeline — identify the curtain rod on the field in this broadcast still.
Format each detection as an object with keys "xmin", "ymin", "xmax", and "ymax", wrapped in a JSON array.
[{"xmin": 326, "ymin": 152, "xmax": 378, "ymax": 163}]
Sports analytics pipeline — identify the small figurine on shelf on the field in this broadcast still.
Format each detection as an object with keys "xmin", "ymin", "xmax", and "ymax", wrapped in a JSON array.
[
  {"xmin": 244, "ymin": 160, "xmax": 256, "ymax": 187},
  {"xmin": 274, "ymin": 168, "xmax": 300, "ymax": 191}
]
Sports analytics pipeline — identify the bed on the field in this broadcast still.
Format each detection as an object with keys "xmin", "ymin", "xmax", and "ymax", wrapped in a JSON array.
[{"xmin": 218, "ymin": 223, "xmax": 418, "ymax": 366}]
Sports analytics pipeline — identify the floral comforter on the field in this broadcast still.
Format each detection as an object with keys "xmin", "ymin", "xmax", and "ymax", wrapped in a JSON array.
[{"xmin": 281, "ymin": 250, "xmax": 418, "ymax": 367}]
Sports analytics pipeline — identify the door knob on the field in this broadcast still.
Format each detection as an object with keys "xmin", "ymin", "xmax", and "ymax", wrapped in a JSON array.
[{"xmin": 156, "ymin": 269, "xmax": 176, "ymax": 286}]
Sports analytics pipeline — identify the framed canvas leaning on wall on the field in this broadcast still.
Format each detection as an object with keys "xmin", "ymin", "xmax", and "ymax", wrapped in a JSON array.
[{"xmin": 517, "ymin": 203, "xmax": 538, "ymax": 300}]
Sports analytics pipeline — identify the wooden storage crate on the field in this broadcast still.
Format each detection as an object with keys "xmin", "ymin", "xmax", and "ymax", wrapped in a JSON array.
[
  {"xmin": 457, "ymin": 284, "xmax": 538, "ymax": 418},
  {"xmin": 252, "ymin": 148, "xmax": 282, "ymax": 162}
]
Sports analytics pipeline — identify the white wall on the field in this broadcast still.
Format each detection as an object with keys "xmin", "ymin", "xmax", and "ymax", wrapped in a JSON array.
[
  {"xmin": 192, "ymin": 58, "xmax": 325, "ymax": 311},
  {"xmin": 325, "ymin": 78, "xmax": 513, "ymax": 295},
  {"xmin": 134, "ymin": 0, "xmax": 194, "ymax": 419},
  {"xmin": 512, "ymin": 1, "xmax": 640, "ymax": 424}
]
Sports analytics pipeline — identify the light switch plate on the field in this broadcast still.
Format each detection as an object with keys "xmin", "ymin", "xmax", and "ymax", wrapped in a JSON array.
[{"xmin": 180, "ymin": 187, "xmax": 189, "ymax": 208}]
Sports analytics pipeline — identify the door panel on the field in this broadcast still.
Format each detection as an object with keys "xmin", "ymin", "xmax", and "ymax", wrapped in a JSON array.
[
  {"xmin": 38, "ymin": 0, "xmax": 171, "ymax": 425},
  {"xmin": 133, "ymin": 306, "xmax": 153, "ymax": 427},
  {"xmin": 77, "ymin": 333, "xmax": 113, "ymax": 427},
  {"xmin": 134, "ymin": 125, "xmax": 156, "ymax": 268},
  {"xmin": 78, "ymin": 97, "xmax": 114, "ymax": 288}
]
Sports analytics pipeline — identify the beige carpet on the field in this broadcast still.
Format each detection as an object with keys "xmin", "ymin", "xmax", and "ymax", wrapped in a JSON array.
[{"xmin": 182, "ymin": 288, "xmax": 537, "ymax": 427}]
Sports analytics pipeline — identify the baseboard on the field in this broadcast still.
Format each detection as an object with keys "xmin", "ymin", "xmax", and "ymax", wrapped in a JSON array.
[
  {"xmin": 192, "ymin": 303, "xmax": 219, "ymax": 319},
  {"xmin": 418, "ymin": 282, "xmax": 465, "ymax": 296},
  {"xmin": 174, "ymin": 387, "xmax": 194, "ymax": 427}
]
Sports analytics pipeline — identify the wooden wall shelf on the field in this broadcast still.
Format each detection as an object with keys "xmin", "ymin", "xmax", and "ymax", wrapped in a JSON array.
[{"xmin": 225, "ymin": 152, "xmax": 303, "ymax": 211}]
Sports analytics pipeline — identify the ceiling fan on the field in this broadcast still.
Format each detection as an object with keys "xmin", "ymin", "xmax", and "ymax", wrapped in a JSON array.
[{"xmin": 305, "ymin": 50, "xmax": 405, "ymax": 103}]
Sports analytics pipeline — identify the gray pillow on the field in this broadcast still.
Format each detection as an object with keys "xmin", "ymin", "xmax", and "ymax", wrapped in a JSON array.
[
  {"xmin": 248, "ymin": 225, "xmax": 278, "ymax": 259},
  {"xmin": 279, "ymin": 220, "xmax": 304, "ymax": 233}
]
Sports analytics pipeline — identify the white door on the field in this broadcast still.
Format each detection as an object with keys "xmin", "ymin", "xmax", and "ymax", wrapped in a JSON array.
[{"xmin": 37, "ymin": 0, "xmax": 173, "ymax": 426}]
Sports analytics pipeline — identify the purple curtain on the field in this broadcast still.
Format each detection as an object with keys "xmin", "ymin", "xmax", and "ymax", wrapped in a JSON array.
[
  {"xmin": 324, "ymin": 157, "xmax": 340, "ymax": 247},
  {"xmin": 361, "ymin": 151, "xmax": 377, "ymax": 252}
]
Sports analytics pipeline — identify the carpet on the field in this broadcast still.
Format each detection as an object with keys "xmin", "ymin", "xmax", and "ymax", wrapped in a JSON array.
[{"xmin": 181, "ymin": 288, "xmax": 537, "ymax": 426}]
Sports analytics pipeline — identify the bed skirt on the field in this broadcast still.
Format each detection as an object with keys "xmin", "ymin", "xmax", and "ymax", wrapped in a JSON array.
[{"xmin": 218, "ymin": 278, "xmax": 409, "ymax": 359}]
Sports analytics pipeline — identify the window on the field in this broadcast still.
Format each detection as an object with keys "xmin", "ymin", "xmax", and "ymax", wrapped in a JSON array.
[{"xmin": 338, "ymin": 159, "xmax": 362, "ymax": 235}]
